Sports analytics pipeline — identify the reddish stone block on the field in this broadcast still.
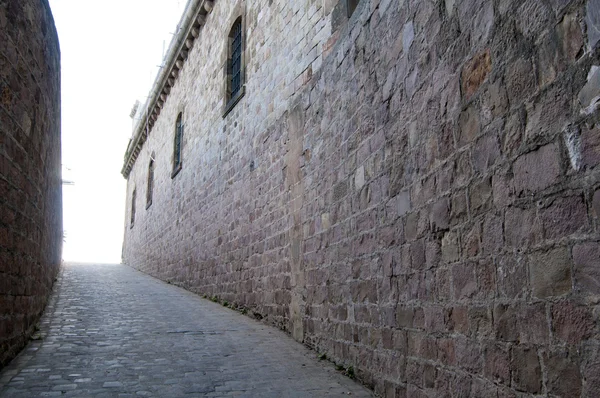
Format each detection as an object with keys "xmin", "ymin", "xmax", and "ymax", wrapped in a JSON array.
[
  {"xmin": 573, "ymin": 242, "xmax": 600, "ymax": 295},
  {"xmin": 513, "ymin": 143, "xmax": 562, "ymax": 196},
  {"xmin": 540, "ymin": 195, "xmax": 588, "ymax": 240},
  {"xmin": 461, "ymin": 49, "xmax": 492, "ymax": 98},
  {"xmin": 582, "ymin": 125, "xmax": 600, "ymax": 169},
  {"xmin": 551, "ymin": 301, "xmax": 594, "ymax": 345}
]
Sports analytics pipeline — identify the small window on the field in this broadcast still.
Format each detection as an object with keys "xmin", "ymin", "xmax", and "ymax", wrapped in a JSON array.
[
  {"xmin": 348, "ymin": 0, "xmax": 359, "ymax": 17},
  {"xmin": 172, "ymin": 113, "xmax": 183, "ymax": 177},
  {"xmin": 146, "ymin": 158, "xmax": 154, "ymax": 208},
  {"xmin": 230, "ymin": 20, "xmax": 243, "ymax": 98},
  {"xmin": 130, "ymin": 189, "xmax": 136, "ymax": 228},
  {"xmin": 224, "ymin": 17, "xmax": 245, "ymax": 115}
]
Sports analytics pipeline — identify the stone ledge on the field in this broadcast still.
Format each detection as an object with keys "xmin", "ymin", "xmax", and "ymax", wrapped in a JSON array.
[{"xmin": 121, "ymin": 0, "xmax": 215, "ymax": 178}]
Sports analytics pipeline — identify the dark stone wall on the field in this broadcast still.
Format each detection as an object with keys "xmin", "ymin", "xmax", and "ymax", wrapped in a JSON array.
[
  {"xmin": 0, "ymin": 0, "xmax": 62, "ymax": 368},
  {"xmin": 124, "ymin": 0, "xmax": 600, "ymax": 395}
]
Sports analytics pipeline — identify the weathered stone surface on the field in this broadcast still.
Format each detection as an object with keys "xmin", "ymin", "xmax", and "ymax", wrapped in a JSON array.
[
  {"xmin": 120, "ymin": 0, "xmax": 600, "ymax": 395},
  {"xmin": 587, "ymin": 0, "xmax": 600, "ymax": 50},
  {"xmin": 540, "ymin": 195, "xmax": 589, "ymax": 240},
  {"xmin": 552, "ymin": 301, "xmax": 594, "ymax": 344},
  {"xmin": 511, "ymin": 346, "xmax": 542, "ymax": 393},
  {"xmin": 513, "ymin": 144, "xmax": 562, "ymax": 196},
  {"xmin": 0, "ymin": 0, "xmax": 62, "ymax": 369},
  {"xmin": 529, "ymin": 248, "xmax": 573, "ymax": 298},
  {"xmin": 581, "ymin": 125, "xmax": 600, "ymax": 168},
  {"xmin": 578, "ymin": 67, "xmax": 600, "ymax": 110},
  {"xmin": 573, "ymin": 242, "xmax": 600, "ymax": 295},
  {"xmin": 544, "ymin": 349, "xmax": 582, "ymax": 397},
  {"xmin": 461, "ymin": 49, "xmax": 491, "ymax": 99},
  {"xmin": 594, "ymin": 188, "xmax": 600, "ymax": 217}
]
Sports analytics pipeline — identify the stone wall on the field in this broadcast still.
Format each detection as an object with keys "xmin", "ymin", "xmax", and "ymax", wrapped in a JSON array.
[
  {"xmin": 123, "ymin": 0, "xmax": 600, "ymax": 396},
  {"xmin": 0, "ymin": 0, "xmax": 62, "ymax": 368}
]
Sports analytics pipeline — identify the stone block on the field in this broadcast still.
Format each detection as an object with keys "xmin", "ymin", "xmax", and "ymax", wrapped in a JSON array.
[
  {"xmin": 452, "ymin": 263, "xmax": 477, "ymax": 300},
  {"xmin": 581, "ymin": 125, "xmax": 600, "ymax": 168},
  {"xmin": 458, "ymin": 104, "xmax": 480, "ymax": 147},
  {"xmin": 518, "ymin": 302, "xmax": 549, "ymax": 345},
  {"xmin": 494, "ymin": 304, "xmax": 518, "ymax": 342},
  {"xmin": 552, "ymin": 300, "xmax": 594, "ymax": 344},
  {"xmin": 512, "ymin": 143, "xmax": 562, "ymax": 196},
  {"xmin": 497, "ymin": 256, "xmax": 528, "ymax": 299},
  {"xmin": 505, "ymin": 57, "xmax": 536, "ymax": 105},
  {"xmin": 483, "ymin": 343, "xmax": 510, "ymax": 385},
  {"xmin": 461, "ymin": 49, "xmax": 491, "ymax": 99},
  {"xmin": 511, "ymin": 346, "xmax": 542, "ymax": 393},
  {"xmin": 516, "ymin": 0, "xmax": 552, "ymax": 38},
  {"xmin": 543, "ymin": 349, "xmax": 582, "ymax": 397},
  {"xmin": 540, "ymin": 195, "xmax": 589, "ymax": 240},
  {"xmin": 396, "ymin": 190, "xmax": 410, "ymax": 217},
  {"xmin": 441, "ymin": 231, "xmax": 459, "ymax": 263},
  {"xmin": 529, "ymin": 247, "xmax": 573, "ymax": 298},
  {"xmin": 504, "ymin": 206, "xmax": 542, "ymax": 248},
  {"xmin": 482, "ymin": 212, "xmax": 503, "ymax": 255},
  {"xmin": 469, "ymin": 177, "xmax": 492, "ymax": 216},
  {"xmin": 573, "ymin": 242, "xmax": 600, "ymax": 295},
  {"xmin": 472, "ymin": 133, "xmax": 501, "ymax": 174},
  {"xmin": 429, "ymin": 198, "xmax": 450, "ymax": 232},
  {"xmin": 587, "ymin": 0, "xmax": 600, "ymax": 50}
]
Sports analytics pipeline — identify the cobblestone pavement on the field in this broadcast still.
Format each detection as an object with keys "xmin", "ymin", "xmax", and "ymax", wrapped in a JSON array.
[{"xmin": 0, "ymin": 263, "xmax": 374, "ymax": 397}]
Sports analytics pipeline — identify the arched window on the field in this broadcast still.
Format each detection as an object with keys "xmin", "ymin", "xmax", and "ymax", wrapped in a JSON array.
[
  {"xmin": 224, "ymin": 17, "xmax": 245, "ymax": 115},
  {"xmin": 172, "ymin": 113, "xmax": 183, "ymax": 177},
  {"xmin": 130, "ymin": 189, "xmax": 136, "ymax": 228},
  {"xmin": 146, "ymin": 158, "xmax": 154, "ymax": 208}
]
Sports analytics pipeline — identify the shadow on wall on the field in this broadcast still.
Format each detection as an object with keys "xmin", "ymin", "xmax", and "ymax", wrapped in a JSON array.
[{"xmin": 0, "ymin": 0, "xmax": 62, "ymax": 369}]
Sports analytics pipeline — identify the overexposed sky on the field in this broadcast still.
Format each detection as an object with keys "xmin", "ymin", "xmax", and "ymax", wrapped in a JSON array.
[{"xmin": 50, "ymin": 0, "xmax": 186, "ymax": 263}]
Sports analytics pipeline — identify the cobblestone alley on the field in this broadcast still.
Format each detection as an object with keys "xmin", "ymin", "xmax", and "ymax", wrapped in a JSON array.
[{"xmin": 0, "ymin": 263, "xmax": 373, "ymax": 397}]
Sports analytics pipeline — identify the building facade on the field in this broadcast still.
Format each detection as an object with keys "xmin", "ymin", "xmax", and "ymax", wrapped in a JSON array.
[
  {"xmin": 0, "ymin": 0, "xmax": 62, "ymax": 368},
  {"xmin": 123, "ymin": 0, "xmax": 600, "ymax": 395}
]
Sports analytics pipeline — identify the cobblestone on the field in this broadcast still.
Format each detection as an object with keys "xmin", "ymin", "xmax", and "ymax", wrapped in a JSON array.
[{"xmin": 0, "ymin": 263, "xmax": 373, "ymax": 397}]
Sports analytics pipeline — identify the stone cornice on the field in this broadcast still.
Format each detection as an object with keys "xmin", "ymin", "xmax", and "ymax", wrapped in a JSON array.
[{"xmin": 121, "ymin": 0, "xmax": 215, "ymax": 178}]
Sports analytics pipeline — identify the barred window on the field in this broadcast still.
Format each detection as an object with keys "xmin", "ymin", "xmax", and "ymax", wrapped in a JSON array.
[
  {"xmin": 348, "ymin": 0, "xmax": 359, "ymax": 17},
  {"xmin": 224, "ymin": 17, "xmax": 245, "ymax": 116},
  {"xmin": 130, "ymin": 189, "xmax": 136, "ymax": 228},
  {"xmin": 173, "ymin": 113, "xmax": 183, "ymax": 177},
  {"xmin": 146, "ymin": 158, "xmax": 154, "ymax": 208},
  {"xmin": 230, "ymin": 20, "xmax": 243, "ymax": 98}
]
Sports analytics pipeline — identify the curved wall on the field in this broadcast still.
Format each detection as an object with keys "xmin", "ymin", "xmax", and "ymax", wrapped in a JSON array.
[
  {"xmin": 0, "ymin": 0, "xmax": 62, "ymax": 368},
  {"xmin": 124, "ymin": 0, "xmax": 600, "ymax": 395}
]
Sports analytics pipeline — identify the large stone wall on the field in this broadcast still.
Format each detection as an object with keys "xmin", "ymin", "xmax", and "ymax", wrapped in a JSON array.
[
  {"xmin": 123, "ymin": 0, "xmax": 600, "ymax": 396},
  {"xmin": 0, "ymin": 0, "xmax": 62, "ymax": 368}
]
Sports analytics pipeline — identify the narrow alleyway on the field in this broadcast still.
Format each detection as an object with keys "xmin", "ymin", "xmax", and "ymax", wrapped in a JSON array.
[{"xmin": 0, "ymin": 263, "xmax": 373, "ymax": 397}]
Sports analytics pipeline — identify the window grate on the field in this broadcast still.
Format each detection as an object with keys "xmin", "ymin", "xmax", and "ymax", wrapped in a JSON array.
[
  {"xmin": 146, "ymin": 160, "xmax": 154, "ymax": 207},
  {"xmin": 231, "ymin": 21, "xmax": 242, "ymax": 98},
  {"xmin": 130, "ymin": 189, "xmax": 136, "ymax": 227},
  {"xmin": 348, "ymin": 0, "xmax": 359, "ymax": 17},
  {"xmin": 174, "ymin": 114, "xmax": 183, "ymax": 169}
]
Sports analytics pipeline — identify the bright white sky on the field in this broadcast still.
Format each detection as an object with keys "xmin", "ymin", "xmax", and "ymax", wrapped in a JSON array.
[{"xmin": 49, "ymin": 0, "xmax": 186, "ymax": 263}]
